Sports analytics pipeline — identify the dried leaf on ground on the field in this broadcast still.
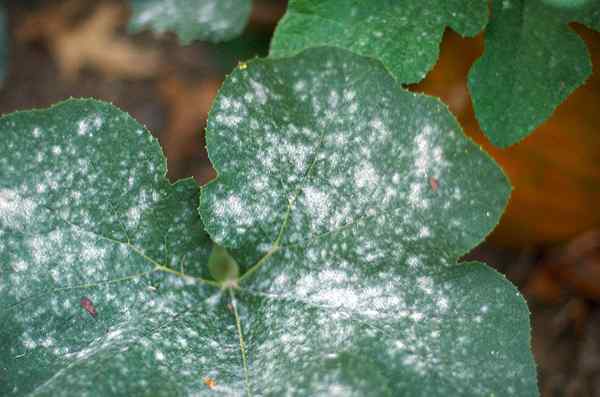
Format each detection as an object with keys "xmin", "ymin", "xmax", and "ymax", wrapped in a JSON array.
[{"xmin": 17, "ymin": 1, "xmax": 160, "ymax": 80}]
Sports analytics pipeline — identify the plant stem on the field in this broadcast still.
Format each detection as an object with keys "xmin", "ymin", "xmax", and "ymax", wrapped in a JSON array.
[{"xmin": 229, "ymin": 288, "xmax": 251, "ymax": 397}]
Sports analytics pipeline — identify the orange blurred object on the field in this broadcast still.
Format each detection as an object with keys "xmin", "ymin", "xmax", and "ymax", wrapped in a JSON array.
[
  {"xmin": 16, "ymin": 1, "xmax": 160, "ymax": 81},
  {"xmin": 413, "ymin": 26, "xmax": 600, "ymax": 247}
]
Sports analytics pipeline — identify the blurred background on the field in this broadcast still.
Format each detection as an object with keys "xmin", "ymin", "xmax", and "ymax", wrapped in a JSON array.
[{"xmin": 1, "ymin": 1, "xmax": 599, "ymax": 395}]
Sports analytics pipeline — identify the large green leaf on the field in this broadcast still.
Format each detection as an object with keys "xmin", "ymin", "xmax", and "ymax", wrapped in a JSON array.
[
  {"xmin": 1, "ymin": 49, "xmax": 538, "ymax": 395},
  {"xmin": 269, "ymin": 0, "xmax": 488, "ymax": 84},
  {"xmin": 468, "ymin": 0, "xmax": 600, "ymax": 147},
  {"xmin": 128, "ymin": 0, "xmax": 252, "ymax": 44},
  {"xmin": 0, "ymin": 100, "xmax": 221, "ymax": 395},
  {"xmin": 200, "ymin": 47, "xmax": 538, "ymax": 395}
]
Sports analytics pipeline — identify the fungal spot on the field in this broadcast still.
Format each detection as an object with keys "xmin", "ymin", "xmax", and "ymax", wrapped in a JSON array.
[
  {"xmin": 80, "ymin": 297, "xmax": 97, "ymax": 318},
  {"xmin": 429, "ymin": 177, "xmax": 439, "ymax": 192},
  {"xmin": 203, "ymin": 377, "xmax": 216, "ymax": 390}
]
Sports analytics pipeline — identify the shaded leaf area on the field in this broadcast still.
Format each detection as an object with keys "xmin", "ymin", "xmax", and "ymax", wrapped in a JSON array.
[
  {"xmin": 200, "ymin": 47, "xmax": 538, "ymax": 395},
  {"xmin": 468, "ymin": 0, "xmax": 600, "ymax": 147},
  {"xmin": 128, "ymin": 0, "xmax": 252, "ymax": 44},
  {"xmin": 269, "ymin": 0, "xmax": 488, "ymax": 84},
  {"xmin": 0, "ymin": 100, "xmax": 224, "ymax": 396}
]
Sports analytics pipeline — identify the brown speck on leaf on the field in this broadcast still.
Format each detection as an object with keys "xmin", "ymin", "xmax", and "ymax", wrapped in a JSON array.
[
  {"xmin": 203, "ymin": 377, "xmax": 216, "ymax": 390},
  {"xmin": 429, "ymin": 177, "xmax": 439, "ymax": 192},
  {"xmin": 227, "ymin": 303, "xmax": 234, "ymax": 312},
  {"xmin": 80, "ymin": 297, "xmax": 97, "ymax": 318}
]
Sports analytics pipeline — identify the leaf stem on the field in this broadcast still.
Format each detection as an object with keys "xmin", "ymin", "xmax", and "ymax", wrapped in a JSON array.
[
  {"xmin": 154, "ymin": 264, "xmax": 222, "ymax": 289},
  {"xmin": 238, "ymin": 244, "xmax": 280, "ymax": 283},
  {"xmin": 229, "ymin": 289, "xmax": 252, "ymax": 397}
]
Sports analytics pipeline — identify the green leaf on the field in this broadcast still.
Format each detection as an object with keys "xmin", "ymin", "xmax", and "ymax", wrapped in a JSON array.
[
  {"xmin": 468, "ymin": 0, "xmax": 600, "ymax": 147},
  {"xmin": 0, "ymin": 99, "xmax": 221, "ymax": 395},
  {"xmin": 1, "ymin": 50, "xmax": 538, "ymax": 395},
  {"xmin": 128, "ymin": 0, "xmax": 252, "ymax": 44},
  {"xmin": 200, "ymin": 47, "xmax": 538, "ymax": 395},
  {"xmin": 269, "ymin": 0, "xmax": 488, "ymax": 84}
]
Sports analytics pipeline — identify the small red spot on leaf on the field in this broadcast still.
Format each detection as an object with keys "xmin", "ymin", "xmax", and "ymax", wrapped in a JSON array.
[
  {"xmin": 429, "ymin": 177, "xmax": 439, "ymax": 192},
  {"xmin": 203, "ymin": 377, "xmax": 216, "ymax": 389},
  {"xmin": 80, "ymin": 297, "xmax": 97, "ymax": 318}
]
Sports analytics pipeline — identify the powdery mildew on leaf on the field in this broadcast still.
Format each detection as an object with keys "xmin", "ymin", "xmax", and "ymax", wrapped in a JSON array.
[
  {"xmin": 199, "ymin": 47, "xmax": 538, "ymax": 395},
  {"xmin": 468, "ymin": 0, "xmax": 600, "ymax": 147},
  {"xmin": 0, "ymin": 100, "xmax": 232, "ymax": 396},
  {"xmin": 1, "ymin": 52, "xmax": 538, "ymax": 395},
  {"xmin": 201, "ymin": 48, "xmax": 508, "ymax": 263},
  {"xmin": 270, "ymin": 0, "xmax": 488, "ymax": 84},
  {"xmin": 128, "ymin": 0, "xmax": 252, "ymax": 44}
]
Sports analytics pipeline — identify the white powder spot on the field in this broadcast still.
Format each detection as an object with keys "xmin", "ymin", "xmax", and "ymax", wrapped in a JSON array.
[
  {"xmin": 369, "ymin": 117, "xmax": 390, "ymax": 136},
  {"xmin": 154, "ymin": 350, "xmax": 165, "ymax": 361},
  {"xmin": 0, "ymin": 189, "xmax": 37, "ymax": 229},
  {"xmin": 216, "ymin": 195, "xmax": 245, "ymax": 219},
  {"xmin": 294, "ymin": 80, "xmax": 306, "ymax": 92},
  {"xmin": 93, "ymin": 115, "xmax": 104, "ymax": 128},
  {"xmin": 126, "ymin": 206, "xmax": 142, "ymax": 227},
  {"xmin": 407, "ymin": 256, "xmax": 421, "ymax": 268},
  {"xmin": 220, "ymin": 97, "xmax": 232, "ymax": 110},
  {"xmin": 301, "ymin": 186, "xmax": 331, "ymax": 232},
  {"xmin": 413, "ymin": 124, "xmax": 447, "ymax": 180},
  {"xmin": 249, "ymin": 79, "xmax": 268, "ymax": 105},
  {"xmin": 410, "ymin": 311, "xmax": 424, "ymax": 322},
  {"xmin": 417, "ymin": 276, "xmax": 433, "ymax": 295},
  {"xmin": 215, "ymin": 113, "xmax": 243, "ymax": 128},
  {"xmin": 418, "ymin": 226, "xmax": 431, "ymax": 238},
  {"xmin": 13, "ymin": 260, "xmax": 29, "ymax": 272},
  {"xmin": 437, "ymin": 297, "xmax": 449, "ymax": 311},
  {"xmin": 409, "ymin": 182, "xmax": 428, "ymax": 209},
  {"xmin": 354, "ymin": 162, "xmax": 379, "ymax": 189},
  {"xmin": 328, "ymin": 90, "xmax": 339, "ymax": 109},
  {"xmin": 343, "ymin": 89, "xmax": 356, "ymax": 101},
  {"xmin": 78, "ymin": 119, "xmax": 90, "ymax": 136},
  {"xmin": 22, "ymin": 336, "xmax": 37, "ymax": 349}
]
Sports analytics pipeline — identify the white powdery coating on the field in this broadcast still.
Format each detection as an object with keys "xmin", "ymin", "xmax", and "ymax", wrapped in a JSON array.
[
  {"xmin": 132, "ymin": 0, "xmax": 177, "ymax": 26},
  {"xmin": 249, "ymin": 241, "xmax": 468, "ymax": 393},
  {"xmin": 300, "ymin": 187, "xmax": 331, "ymax": 232},
  {"xmin": 216, "ymin": 195, "xmax": 246, "ymax": 219},
  {"xmin": 354, "ymin": 162, "xmax": 379, "ymax": 189},
  {"xmin": 0, "ymin": 189, "xmax": 38, "ymax": 230},
  {"xmin": 132, "ymin": 0, "xmax": 237, "ymax": 38},
  {"xmin": 414, "ymin": 124, "xmax": 446, "ymax": 178},
  {"xmin": 408, "ymin": 182, "xmax": 428, "ymax": 209},
  {"xmin": 256, "ymin": 126, "xmax": 318, "ymax": 176},
  {"xmin": 249, "ymin": 79, "xmax": 269, "ymax": 105},
  {"xmin": 211, "ymin": 194, "xmax": 255, "ymax": 239}
]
